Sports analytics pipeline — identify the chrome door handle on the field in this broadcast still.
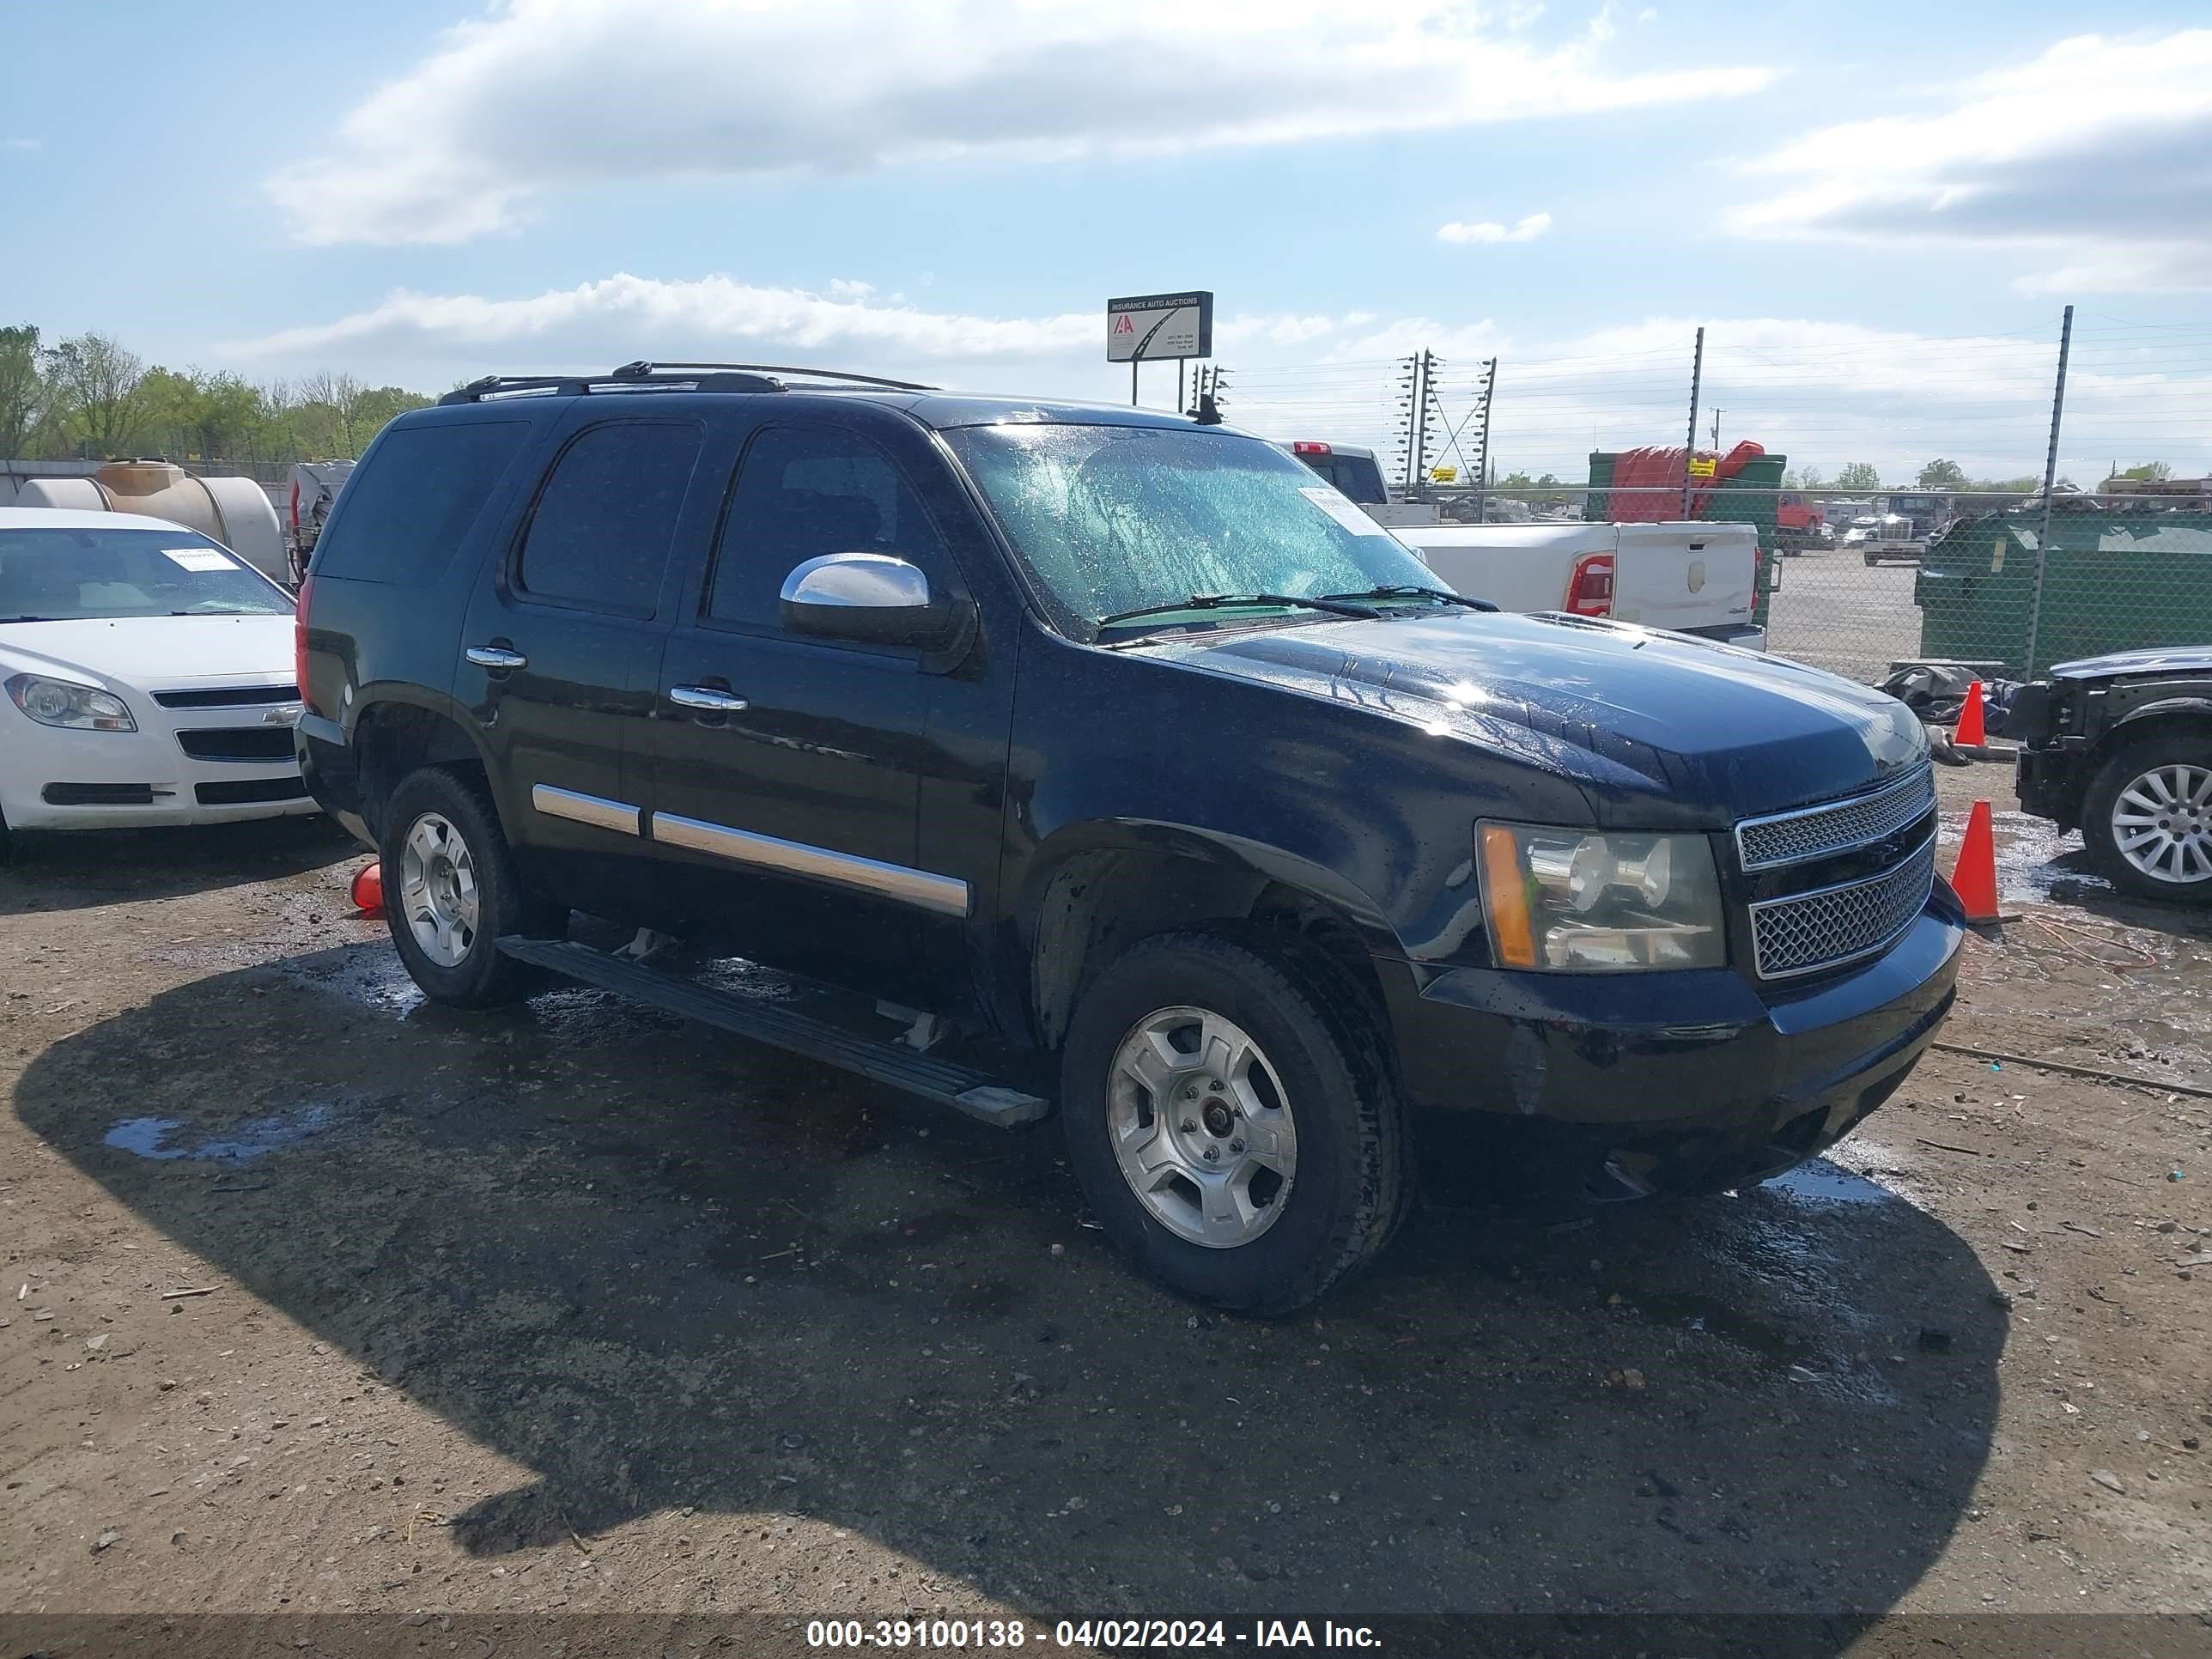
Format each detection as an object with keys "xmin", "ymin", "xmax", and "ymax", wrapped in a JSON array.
[
  {"xmin": 465, "ymin": 645, "xmax": 528, "ymax": 671},
  {"xmin": 669, "ymin": 685, "xmax": 750, "ymax": 714}
]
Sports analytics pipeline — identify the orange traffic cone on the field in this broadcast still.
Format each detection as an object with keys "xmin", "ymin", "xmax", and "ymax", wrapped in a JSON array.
[
  {"xmin": 1954, "ymin": 680, "xmax": 1987, "ymax": 749},
  {"xmin": 349, "ymin": 860, "xmax": 385, "ymax": 920},
  {"xmin": 1950, "ymin": 800, "xmax": 2000, "ymax": 925}
]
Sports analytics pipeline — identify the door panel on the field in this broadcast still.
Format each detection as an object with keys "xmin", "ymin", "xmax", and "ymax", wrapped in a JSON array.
[
  {"xmin": 456, "ymin": 414, "xmax": 702, "ymax": 922},
  {"xmin": 647, "ymin": 420, "xmax": 972, "ymax": 1006}
]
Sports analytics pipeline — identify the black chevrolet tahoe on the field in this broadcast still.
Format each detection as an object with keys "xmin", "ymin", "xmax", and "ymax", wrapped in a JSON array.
[{"xmin": 295, "ymin": 362, "xmax": 1963, "ymax": 1313}]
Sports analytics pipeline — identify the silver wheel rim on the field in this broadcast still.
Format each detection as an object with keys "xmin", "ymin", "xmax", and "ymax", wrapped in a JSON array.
[
  {"xmin": 1108, "ymin": 1006, "xmax": 1297, "ymax": 1249},
  {"xmin": 398, "ymin": 811, "xmax": 482, "ymax": 967},
  {"xmin": 2112, "ymin": 763, "xmax": 2212, "ymax": 885}
]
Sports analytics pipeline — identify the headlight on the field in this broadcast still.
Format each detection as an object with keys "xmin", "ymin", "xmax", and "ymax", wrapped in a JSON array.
[
  {"xmin": 5, "ymin": 673, "xmax": 137, "ymax": 732},
  {"xmin": 1478, "ymin": 822, "xmax": 1724, "ymax": 971}
]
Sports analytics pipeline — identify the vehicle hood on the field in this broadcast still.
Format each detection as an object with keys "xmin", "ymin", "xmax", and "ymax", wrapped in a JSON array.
[
  {"xmin": 0, "ymin": 615, "xmax": 295, "ymax": 689},
  {"xmin": 2049, "ymin": 646, "xmax": 2212, "ymax": 681},
  {"xmin": 1154, "ymin": 611, "xmax": 1927, "ymax": 824}
]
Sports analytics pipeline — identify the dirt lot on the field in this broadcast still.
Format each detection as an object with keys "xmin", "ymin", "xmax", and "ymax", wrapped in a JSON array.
[{"xmin": 3, "ymin": 765, "xmax": 2209, "ymax": 1645}]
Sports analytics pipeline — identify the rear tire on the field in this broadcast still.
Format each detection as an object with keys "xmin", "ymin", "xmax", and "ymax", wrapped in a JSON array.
[
  {"xmin": 380, "ymin": 767, "xmax": 561, "ymax": 1006},
  {"xmin": 1060, "ymin": 931, "xmax": 1410, "ymax": 1316},
  {"xmin": 2081, "ymin": 738, "xmax": 2212, "ymax": 904}
]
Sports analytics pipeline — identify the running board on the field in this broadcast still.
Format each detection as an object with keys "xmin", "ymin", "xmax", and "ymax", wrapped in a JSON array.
[{"xmin": 496, "ymin": 936, "xmax": 1051, "ymax": 1127}]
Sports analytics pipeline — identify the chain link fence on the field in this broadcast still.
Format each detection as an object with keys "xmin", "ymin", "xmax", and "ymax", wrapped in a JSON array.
[{"xmin": 1224, "ymin": 312, "xmax": 2212, "ymax": 688}]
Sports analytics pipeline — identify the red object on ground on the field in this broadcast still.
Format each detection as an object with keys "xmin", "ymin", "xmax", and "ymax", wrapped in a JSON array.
[
  {"xmin": 1950, "ymin": 800, "xmax": 2000, "ymax": 924},
  {"xmin": 1954, "ymin": 680, "xmax": 1987, "ymax": 748},
  {"xmin": 1602, "ymin": 441, "xmax": 1766, "ymax": 521},
  {"xmin": 349, "ymin": 861, "xmax": 385, "ymax": 919}
]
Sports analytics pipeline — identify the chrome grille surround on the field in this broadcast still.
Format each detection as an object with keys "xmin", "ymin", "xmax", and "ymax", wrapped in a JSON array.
[
  {"xmin": 1748, "ymin": 834, "xmax": 1938, "ymax": 980},
  {"xmin": 1736, "ymin": 765, "xmax": 1937, "ymax": 872}
]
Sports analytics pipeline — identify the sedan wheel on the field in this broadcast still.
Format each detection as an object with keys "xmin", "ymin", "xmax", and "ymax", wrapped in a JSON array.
[
  {"xmin": 1109, "ymin": 1005, "xmax": 1298, "ymax": 1249},
  {"xmin": 2109, "ymin": 762, "xmax": 2212, "ymax": 886}
]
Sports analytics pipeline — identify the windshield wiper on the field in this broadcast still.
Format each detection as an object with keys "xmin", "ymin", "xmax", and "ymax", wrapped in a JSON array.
[
  {"xmin": 1097, "ymin": 592, "xmax": 1382, "ymax": 629},
  {"xmin": 0, "ymin": 614, "xmax": 56, "ymax": 623},
  {"xmin": 1317, "ymin": 584, "xmax": 1498, "ymax": 613}
]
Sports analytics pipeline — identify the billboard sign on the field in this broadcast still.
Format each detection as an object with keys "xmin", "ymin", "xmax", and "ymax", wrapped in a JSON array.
[{"xmin": 1107, "ymin": 291, "xmax": 1214, "ymax": 363}]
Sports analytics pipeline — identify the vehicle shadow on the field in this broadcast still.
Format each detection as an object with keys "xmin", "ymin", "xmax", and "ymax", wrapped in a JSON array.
[
  {"xmin": 0, "ymin": 816, "xmax": 357, "ymax": 915},
  {"xmin": 15, "ymin": 946, "xmax": 2003, "ymax": 1620}
]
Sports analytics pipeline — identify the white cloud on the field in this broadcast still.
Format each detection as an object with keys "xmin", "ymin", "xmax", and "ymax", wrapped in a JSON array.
[
  {"xmin": 219, "ymin": 273, "xmax": 1097, "ymax": 367},
  {"xmin": 1729, "ymin": 28, "xmax": 2212, "ymax": 293},
  {"xmin": 270, "ymin": 0, "xmax": 1770, "ymax": 245},
  {"xmin": 1437, "ymin": 211, "xmax": 1553, "ymax": 245},
  {"xmin": 218, "ymin": 279, "xmax": 2212, "ymax": 487}
]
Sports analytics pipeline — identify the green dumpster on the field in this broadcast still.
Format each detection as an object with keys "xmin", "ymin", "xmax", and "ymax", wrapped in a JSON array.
[{"xmin": 1915, "ymin": 510, "xmax": 2212, "ymax": 678}]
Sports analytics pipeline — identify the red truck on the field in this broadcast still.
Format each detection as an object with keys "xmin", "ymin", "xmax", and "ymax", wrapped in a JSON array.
[{"xmin": 1776, "ymin": 491, "xmax": 1824, "ymax": 556}]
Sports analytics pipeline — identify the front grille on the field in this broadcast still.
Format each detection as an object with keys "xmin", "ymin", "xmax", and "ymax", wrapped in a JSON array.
[
  {"xmin": 152, "ymin": 684, "xmax": 301, "ymax": 709},
  {"xmin": 1749, "ymin": 835, "xmax": 1937, "ymax": 979},
  {"xmin": 195, "ymin": 776, "xmax": 310, "ymax": 805},
  {"xmin": 42, "ymin": 782, "xmax": 165, "ymax": 805},
  {"xmin": 1736, "ymin": 766, "xmax": 1936, "ymax": 871},
  {"xmin": 177, "ymin": 727, "xmax": 297, "ymax": 763}
]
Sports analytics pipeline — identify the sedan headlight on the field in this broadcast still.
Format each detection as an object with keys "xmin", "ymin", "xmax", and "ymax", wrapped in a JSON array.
[
  {"xmin": 1478, "ymin": 822, "xmax": 1724, "ymax": 971},
  {"xmin": 5, "ymin": 673, "xmax": 137, "ymax": 732}
]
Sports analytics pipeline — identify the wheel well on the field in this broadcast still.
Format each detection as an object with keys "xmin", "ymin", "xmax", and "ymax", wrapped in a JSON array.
[
  {"xmin": 354, "ymin": 704, "xmax": 488, "ymax": 841},
  {"xmin": 2090, "ymin": 708, "xmax": 2212, "ymax": 775},
  {"xmin": 1027, "ymin": 849, "xmax": 1388, "ymax": 1048}
]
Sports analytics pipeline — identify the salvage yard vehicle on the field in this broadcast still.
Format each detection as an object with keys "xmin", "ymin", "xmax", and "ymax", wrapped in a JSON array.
[
  {"xmin": 2012, "ymin": 647, "xmax": 2212, "ymax": 902},
  {"xmin": 0, "ymin": 507, "xmax": 315, "ymax": 846},
  {"xmin": 295, "ymin": 362, "xmax": 1964, "ymax": 1313},
  {"xmin": 1286, "ymin": 441, "xmax": 1765, "ymax": 645},
  {"xmin": 1399, "ymin": 520, "xmax": 1764, "ymax": 648}
]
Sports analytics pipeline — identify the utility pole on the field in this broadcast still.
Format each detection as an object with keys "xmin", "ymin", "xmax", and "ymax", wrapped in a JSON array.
[
  {"xmin": 1711, "ymin": 409, "xmax": 1722, "ymax": 451},
  {"xmin": 1680, "ymin": 326, "xmax": 1705, "ymax": 520},
  {"xmin": 1470, "ymin": 357, "xmax": 1498, "ymax": 524},
  {"xmin": 2025, "ymin": 304, "xmax": 2074, "ymax": 676}
]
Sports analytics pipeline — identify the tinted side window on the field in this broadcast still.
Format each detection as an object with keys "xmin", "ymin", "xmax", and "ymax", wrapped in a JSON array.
[
  {"xmin": 708, "ymin": 426, "xmax": 950, "ymax": 629},
  {"xmin": 312, "ymin": 421, "xmax": 530, "ymax": 585},
  {"xmin": 516, "ymin": 421, "xmax": 704, "ymax": 615}
]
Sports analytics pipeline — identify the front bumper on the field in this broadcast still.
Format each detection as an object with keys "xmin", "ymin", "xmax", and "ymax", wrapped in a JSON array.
[
  {"xmin": 2, "ymin": 681, "xmax": 318, "ymax": 832},
  {"xmin": 2014, "ymin": 742, "xmax": 2088, "ymax": 830},
  {"xmin": 1387, "ymin": 890, "xmax": 1965, "ymax": 1201}
]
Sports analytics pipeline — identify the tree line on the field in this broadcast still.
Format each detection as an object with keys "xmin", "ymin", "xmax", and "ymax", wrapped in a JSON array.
[{"xmin": 0, "ymin": 324, "xmax": 434, "ymax": 472}]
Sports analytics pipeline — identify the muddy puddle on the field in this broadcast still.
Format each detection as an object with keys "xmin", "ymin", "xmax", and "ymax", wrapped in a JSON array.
[{"xmin": 102, "ymin": 1093, "xmax": 376, "ymax": 1162}]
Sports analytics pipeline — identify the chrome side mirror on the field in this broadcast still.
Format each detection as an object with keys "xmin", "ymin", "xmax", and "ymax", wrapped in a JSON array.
[{"xmin": 779, "ymin": 552, "xmax": 965, "ymax": 649}]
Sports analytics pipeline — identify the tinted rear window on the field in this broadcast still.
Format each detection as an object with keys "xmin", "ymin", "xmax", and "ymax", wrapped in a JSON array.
[
  {"xmin": 515, "ymin": 421, "xmax": 703, "ymax": 615},
  {"xmin": 1298, "ymin": 453, "xmax": 1388, "ymax": 504},
  {"xmin": 312, "ymin": 421, "xmax": 531, "ymax": 584}
]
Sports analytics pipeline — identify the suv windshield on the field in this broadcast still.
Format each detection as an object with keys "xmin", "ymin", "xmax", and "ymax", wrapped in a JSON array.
[
  {"xmin": 944, "ymin": 424, "xmax": 1441, "ymax": 632},
  {"xmin": 0, "ymin": 526, "xmax": 290, "ymax": 622}
]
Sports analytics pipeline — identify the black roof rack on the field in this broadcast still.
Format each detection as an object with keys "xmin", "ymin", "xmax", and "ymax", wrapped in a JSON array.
[
  {"xmin": 610, "ymin": 362, "xmax": 938, "ymax": 392},
  {"xmin": 438, "ymin": 362, "xmax": 937, "ymax": 405}
]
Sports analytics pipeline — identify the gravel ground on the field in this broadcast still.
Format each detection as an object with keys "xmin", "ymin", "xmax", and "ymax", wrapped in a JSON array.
[
  {"xmin": 2, "ymin": 769, "xmax": 2208, "ymax": 1641},
  {"xmin": 1765, "ymin": 550, "xmax": 1926, "ymax": 684}
]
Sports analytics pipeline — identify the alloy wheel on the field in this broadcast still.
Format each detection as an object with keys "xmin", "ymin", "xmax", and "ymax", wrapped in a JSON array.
[
  {"xmin": 1108, "ymin": 1006, "xmax": 1298, "ymax": 1249},
  {"xmin": 2111, "ymin": 763, "xmax": 2212, "ymax": 885}
]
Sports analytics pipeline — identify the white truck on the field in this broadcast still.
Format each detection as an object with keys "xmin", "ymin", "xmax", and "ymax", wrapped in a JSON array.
[
  {"xmin": 1401, "ymin": 520, "xmax": 1765, "ymax": 650},
  {"xmin": 1283, "ymin": 441, "xmax": 1765, "ymax": 648}
]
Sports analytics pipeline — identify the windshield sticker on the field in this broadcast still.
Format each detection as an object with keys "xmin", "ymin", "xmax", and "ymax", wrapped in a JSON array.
[
  {"xmin": 162, "ymin": 548, "xmax": 234, "ymax": 572},
  {"xmin": 1298, "ymin": 485, "xmax": 1392, "ymax": 538}
]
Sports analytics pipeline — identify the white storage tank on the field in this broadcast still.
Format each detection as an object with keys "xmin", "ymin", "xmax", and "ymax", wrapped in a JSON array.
[{"xmin": 14, "ymin": 460, "xmax": 287, "ymax": 583}]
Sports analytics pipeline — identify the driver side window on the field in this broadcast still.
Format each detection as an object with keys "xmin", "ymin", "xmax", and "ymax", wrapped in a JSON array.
[{"xmin": 707, "ymin": 425, "xmax": 951, "ymax": 631}]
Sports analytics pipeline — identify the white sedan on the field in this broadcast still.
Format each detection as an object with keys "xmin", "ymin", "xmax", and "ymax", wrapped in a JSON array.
[{"xmin": 0, "ymin": 507, "xmax": 320, "ymax": 836}]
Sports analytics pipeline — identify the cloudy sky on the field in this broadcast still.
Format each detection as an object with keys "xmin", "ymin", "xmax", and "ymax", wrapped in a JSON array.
[{"xmin": 6, "ymin": 0, "xmax": 2210, "ymax": 481}]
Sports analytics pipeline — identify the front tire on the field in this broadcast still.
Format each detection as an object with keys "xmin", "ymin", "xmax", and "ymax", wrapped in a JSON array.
[
  {"xmin": 2081, "ymin": 738, "xmax": 2212, "ymax": 903},
  {"xmin": 1060, "ymin": 932, "xmax": 1410, "ymax": 1316},
  {"xmin": 380, "ymin": 768, "xmax": 559, "ymax": 1006}
]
